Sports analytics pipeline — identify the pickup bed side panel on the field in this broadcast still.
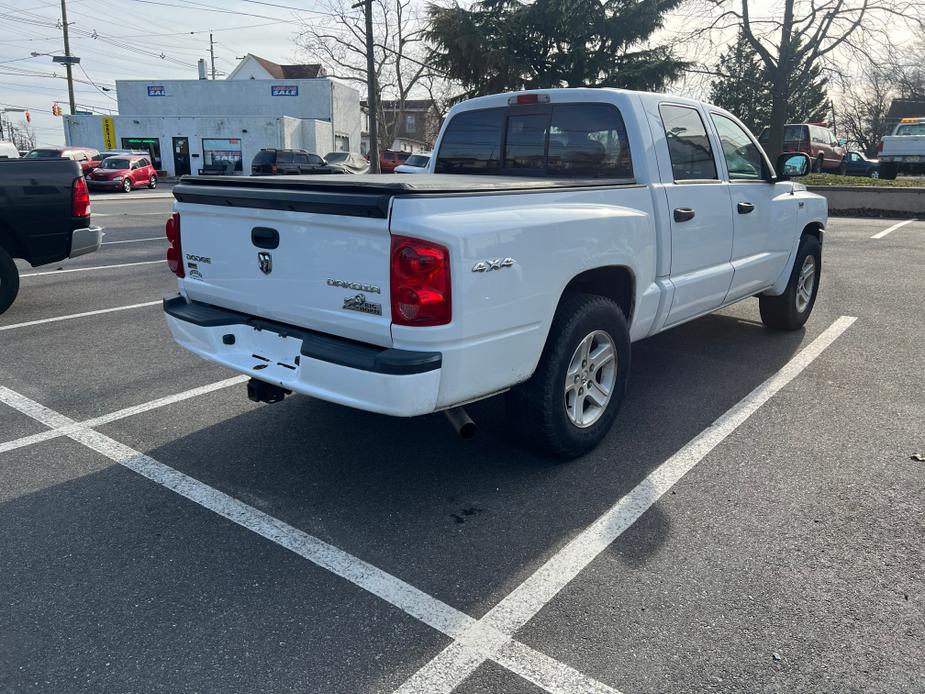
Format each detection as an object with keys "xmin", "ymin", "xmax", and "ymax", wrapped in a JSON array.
[
  {"xmin": 0, "ymin": 159, "xmax": 84, "ymax": 266},
  {"xmin": 390, "ymin": 187, "xmax": 657, "ymax": 409}
]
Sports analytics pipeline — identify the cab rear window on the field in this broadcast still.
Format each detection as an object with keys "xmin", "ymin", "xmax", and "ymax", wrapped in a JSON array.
[{"xmin": 435, "ymin": 102, "xmax": 633, "ymax": 179}]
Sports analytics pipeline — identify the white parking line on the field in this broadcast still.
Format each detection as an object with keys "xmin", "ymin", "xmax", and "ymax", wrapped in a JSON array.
[
  {"xmin": 0, "ymin": 300, "xmax": 160, "ymax": 332},
  {"xmin": 0, "ymin": 384, "xmax": 620, "ymax": 694},
  {"xmin": 0, "ymin": 376, "xmax": 248, "ymax": 455},
  {"xmin": 102, "ymin": 237, "xmax": 165, "ymax": 245},
  {"xmin": 93, "ymin": 212, "xmax": 171, "ymax": 217},
  {"xmin": 20, "ymin": 260, "xmax": 164, "ymax": 277},
  {"xmin": 871, "ymin": 218, "xmax": 917, "ymax": 239},
  {"xmin": 394, "ymin": 315, "xmax": 857, "ymax": 693}
]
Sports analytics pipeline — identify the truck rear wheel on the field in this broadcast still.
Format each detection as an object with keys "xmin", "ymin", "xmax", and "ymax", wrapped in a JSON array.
[
  {"xmin": 507, "ymin": 292, "xmax": 630, "ymax": 459},
  {"xmin": 0, "ymin": 247, "xmax": 20, "ymax": 315},
  {"xmin": 758, "ymin": 234, "xmax": 821, "ymax": 331},
  {"xmin": 879, "ymin": 162, "xmax": 898, "ymax": 180}
]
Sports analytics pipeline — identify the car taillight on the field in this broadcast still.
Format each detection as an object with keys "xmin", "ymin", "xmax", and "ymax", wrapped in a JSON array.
[
  {"xmin": 165, "ymin": 212, "xmax": 184, "ymax": 278},
  {"xmin": 877, "ymin": 140, "xmax": 884, "ymax": 153},
  {"xmin": 271, "ymin": 164, "xmax": 277, "ymax": 175},
  {"xmin": 72, "ymin": 176, "xmax": 90, "ymax": 218},
  {"xmin": 390, "ymin": 235, "xmax": 451, "ymax": 326}
]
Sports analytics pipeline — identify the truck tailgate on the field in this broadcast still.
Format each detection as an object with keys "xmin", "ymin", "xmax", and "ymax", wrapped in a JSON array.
[
  {"xmin": 174, "ymin": 203, "xmax": 393, "ymax": 347},
  {"xmin": 882, "ymin": 135, "xmax": 925, "ymax": 156}
]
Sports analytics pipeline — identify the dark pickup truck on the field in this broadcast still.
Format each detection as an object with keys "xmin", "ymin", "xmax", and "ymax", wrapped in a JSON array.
[{"xmin": 0, "ymin": 158, "xmax": 102, "ymax": 314}]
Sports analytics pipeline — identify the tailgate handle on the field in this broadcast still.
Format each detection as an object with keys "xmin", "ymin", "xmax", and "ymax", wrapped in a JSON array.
[{"xmin": 251, "ymin": 227, "xmax": 279, "ymax": 249}]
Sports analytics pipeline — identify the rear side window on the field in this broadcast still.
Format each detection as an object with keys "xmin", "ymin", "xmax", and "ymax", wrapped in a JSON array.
[
  {"xmin": 277, "ymin": 151, "xmax": 294, "ymax": 164},
  {"xmin": 783, "ymin": 125, "xmax": 807, "ymax": 143},
  {"xmin": 659, "ymin": 104, "xmax": 717, "ymax": 181},
  {"xmin": 252, "ymin": 150, "xmax": 276, "ymax": 165},
  {"xmin": 435, "ymin": 102, "xmax": 632, "ymax": 178}
]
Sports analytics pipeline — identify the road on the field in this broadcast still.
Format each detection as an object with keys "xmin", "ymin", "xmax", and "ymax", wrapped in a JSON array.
[{"xmin": 1, "ymin": 192, "xmax": 922, "ymax": 694}]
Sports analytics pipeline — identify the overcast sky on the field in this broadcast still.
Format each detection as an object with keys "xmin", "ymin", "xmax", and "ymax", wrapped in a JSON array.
[
  {"xmin": 0, "ymin": 0, "xmax": 324, "ymax": 146},
  {"xmin": 0, "ymin": 0, "xmax": 917, "ymax": 148}
]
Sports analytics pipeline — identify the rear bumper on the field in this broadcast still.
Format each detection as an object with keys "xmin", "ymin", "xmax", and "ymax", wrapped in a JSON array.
[
  {"xmin": 163, "ymin": 294, "xmax": 442, "ymax": 416},
  {"xmin": 70, "ymin": 226, "xmax": 103, "ymax": 258}
]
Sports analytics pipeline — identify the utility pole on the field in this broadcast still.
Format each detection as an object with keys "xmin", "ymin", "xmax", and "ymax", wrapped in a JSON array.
[
  {"xmin": 354, "ymin": 0, "xmax": 380, "ymax": 173},
  {"xmin": 209, "ymin": 33, "xmax": 217, "ymax": 80},
  {"xmin": 59, "ymin": 0, "xmax": 76, "ymax": 115}
]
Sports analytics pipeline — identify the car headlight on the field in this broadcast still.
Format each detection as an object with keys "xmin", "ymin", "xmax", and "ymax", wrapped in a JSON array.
[{"xmin": 112, "ymin": 176, "xmax": 123, "ymax": 181}]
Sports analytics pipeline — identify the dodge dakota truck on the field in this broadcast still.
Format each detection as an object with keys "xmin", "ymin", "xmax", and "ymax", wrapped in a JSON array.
[
  {"xmin": 878, "ymin": 117, "xmax": 925, "ymax": 179},
  {"xmin": 163, "ymin": 88, "xmax": 825, "ymax": 458},
  {"xmin": 0, "ymin": 158, "xmax": 102, "ymax": 314}
]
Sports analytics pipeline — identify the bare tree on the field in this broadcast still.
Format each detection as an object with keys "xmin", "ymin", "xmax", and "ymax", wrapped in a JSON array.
[
  {"xmin": 835, "ymin": 64, "xmax": 894, "ymax": 156},
  {"xmin": 687, "ymin": 0, "xmax": 925, "ymax": 161},
  {"xmin": 295, "ymin": 0, "xmax": 440, "ymax": 151}
]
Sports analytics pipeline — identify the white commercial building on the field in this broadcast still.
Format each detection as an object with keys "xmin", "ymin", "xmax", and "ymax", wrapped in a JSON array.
[{"xmin": 63, "ymin": 56, "xmax": 361, "ymax": 176}]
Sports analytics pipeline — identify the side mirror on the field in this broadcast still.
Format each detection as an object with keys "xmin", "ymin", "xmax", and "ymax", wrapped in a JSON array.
[{"xmin": 776, "ymin": 152, "xmax": 811, "ymax": 179}]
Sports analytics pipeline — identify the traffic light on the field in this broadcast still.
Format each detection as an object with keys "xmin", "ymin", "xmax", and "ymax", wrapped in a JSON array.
[
  {"xmin": 24, "ymin": 111, "xmax": 30, "ymax": 122},
  {"xmin": 51, "ymin": 103, "xmax": 61, "ymax": 116}
]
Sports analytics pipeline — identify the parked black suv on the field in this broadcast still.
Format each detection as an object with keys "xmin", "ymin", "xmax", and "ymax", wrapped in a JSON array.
[{"xmin": 251, "ymin": 148, "xmax": 328, "ymax": 175}]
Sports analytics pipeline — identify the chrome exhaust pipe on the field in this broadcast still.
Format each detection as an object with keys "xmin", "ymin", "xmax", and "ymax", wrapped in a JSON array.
[{"xmin": 444, "ymin": 407, "xmax": 476, "ymax": 440}]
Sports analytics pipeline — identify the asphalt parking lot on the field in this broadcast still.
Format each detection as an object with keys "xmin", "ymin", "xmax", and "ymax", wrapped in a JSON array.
[{"xmin": 1, "ymin": 191, "xmax": 922, "ymax": 694}]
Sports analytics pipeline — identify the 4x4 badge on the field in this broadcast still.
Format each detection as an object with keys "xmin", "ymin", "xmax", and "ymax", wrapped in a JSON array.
[{"xmin": 257, "ymin": 251, "xmax": 272, "ymax": 275}]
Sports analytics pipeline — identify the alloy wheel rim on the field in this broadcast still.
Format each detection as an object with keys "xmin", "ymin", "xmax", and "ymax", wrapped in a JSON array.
[
  {"xmin": 796, "ymin": 255, "xmax": 816, "ymax": 313},
  {"xmin": 564, "ymin": 330, "xmax": 617, "ymax": 428}
]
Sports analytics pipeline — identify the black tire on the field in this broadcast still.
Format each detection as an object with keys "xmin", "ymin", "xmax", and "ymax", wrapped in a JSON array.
[
  {"xmin": 879, "ymin": 163, "xmax": 898, "ymax": 180},
  {"xmin": 812, "ymin": 155, "xmax": 824, "ymax": 173},
  {"xmin": 759, "ymin": 234, "xmax": 821, "ymax": 331},
  {"xmin": 507, "ymin": 292, "xmax": 631, "ymax": 459},
  {"xmin": 0, "ymin": 247, "xmax": 20, "ymax": 315},
  {"xmin": 122, "ymin": 177, "xmax": 132, "ymax": 193},
  {"xmin": 148, "ymin": 175, "xmax": 157, "ymax": 189}
]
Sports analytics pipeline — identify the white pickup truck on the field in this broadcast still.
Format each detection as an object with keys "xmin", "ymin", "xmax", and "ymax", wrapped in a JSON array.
[
  {"xmin": 878, "ymin": 117, "xmax": 925, "ymax": 180},
  {"xmin": 163, "ymin": 88, "xmax": 826, "ymax": 458}
]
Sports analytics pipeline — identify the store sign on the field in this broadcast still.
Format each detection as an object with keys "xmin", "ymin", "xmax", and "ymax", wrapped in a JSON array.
[
  {"xmin": 101, "ymin": 116, "xmax": 116, "ymax": 149},
  {"xmin": 147, "ymin": 85, "xmax": 166, "ymax": 97},
  {"xmin": 271, "ymin": 85, "xmax": 298, "ymax": 96}
]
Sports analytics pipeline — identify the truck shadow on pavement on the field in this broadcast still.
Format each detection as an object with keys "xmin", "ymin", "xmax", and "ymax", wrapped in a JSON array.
[{"xmin": 127, "ymin": 309, "xmax": 813, "ymax": 615}]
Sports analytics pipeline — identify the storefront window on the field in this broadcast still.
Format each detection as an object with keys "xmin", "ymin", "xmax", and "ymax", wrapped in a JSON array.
[
  {"xmin": 202, "ymin": 138, "xmax": 243, "ymax": 172},
  {"xmin": 121, "ymin": 137, "xmax": 162, "ymax": 170}
]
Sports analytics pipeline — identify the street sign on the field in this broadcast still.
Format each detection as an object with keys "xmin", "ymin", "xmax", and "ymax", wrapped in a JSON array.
[
  {"xmin": 102, "ymin": 116, "xmax": 116, "ymax": 149},
  {"xmin": 52, "ymin": 55, "xmax": 81, "ymax": 65}
]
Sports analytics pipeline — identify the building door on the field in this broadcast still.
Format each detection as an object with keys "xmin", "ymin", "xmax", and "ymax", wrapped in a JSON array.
[{"xmin": 172, "ymin": 137, "xmax": 190, "ymax": 176}]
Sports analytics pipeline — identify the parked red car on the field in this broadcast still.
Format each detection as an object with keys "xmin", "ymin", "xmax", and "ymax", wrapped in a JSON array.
[
  {"xmin": 86, "ymin": 155, "xmax": 157, "ymax": 193},
  {"xmin": 758, "ymin": 123, "xmax": 847, "ymax": 174},
  {"xmin": 25, "ymin": 146, "xmax": 100, "ymax": 174},
  {"xmin": 379, "ymin": 149, "xmax": 411, "ymax": 173}
]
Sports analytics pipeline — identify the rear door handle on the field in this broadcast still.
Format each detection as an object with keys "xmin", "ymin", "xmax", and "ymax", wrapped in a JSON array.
[
  {"xmin": 251, "ymin": 227, "xmax": 279, "ymax": 249},
  {"xmin": 673, "ymin": 207, "xmax": 695, "ymax": 223},
  {"xmin": 737, "ymin": 201, "xmax": 755, "ymax": 214}
]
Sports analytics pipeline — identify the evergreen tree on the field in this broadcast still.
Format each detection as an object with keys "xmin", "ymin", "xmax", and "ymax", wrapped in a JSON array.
[
  {"xmin": 709, "ymin": 34, "xmax": 769, "ymax": 133},
  {"xmin": 710, "ymin": 33, "xmax": 830, "ymax": 133},
  {"xmin": 426, "ymin": 0, "xmax": 688, "ymax": 99}
]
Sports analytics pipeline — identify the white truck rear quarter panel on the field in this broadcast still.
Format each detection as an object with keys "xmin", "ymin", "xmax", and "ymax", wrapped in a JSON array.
[{"xmin": 390, "ymin": 187, "xmax": 657, "ymax": 409}]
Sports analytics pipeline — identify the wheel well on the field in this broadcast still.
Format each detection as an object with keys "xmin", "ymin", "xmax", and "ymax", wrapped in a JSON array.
[
  {"xmin": 562, "ymin": 266, "xmax": 634, "ymax": 325},
  {"xmin": 0, "ymin": 221, "xmax": 25, "ymax": 260},
  {"xmin": 803, "ymin": 222, "xmax": 823, "ymax": 242}
]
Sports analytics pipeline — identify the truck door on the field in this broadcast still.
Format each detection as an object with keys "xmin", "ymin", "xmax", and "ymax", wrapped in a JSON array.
[
  {"xmin": 657, "ymin": 103, "xmax": 735, "ymax": 326},
  {"xmin": 708, "ymin": 112, "xmax": 795, "ymax": 303}
]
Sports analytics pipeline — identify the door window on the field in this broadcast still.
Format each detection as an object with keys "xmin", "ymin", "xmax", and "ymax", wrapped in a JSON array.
[
  {"xmin": 308, "ymin": 154, "xmax": 324, "ymax": 166},
  {"xmin": 276, "ymin": 151, "xmax": 293, "ymax": 164},
  {"xmin": 659, "ymin": 104, "xmax": 718, "ymax": 181},
  {"xmin": 294, "ymin": 152, "xmax": 309, "ymax": 164},
  {"xmin": 710, "ymin": 113, "xmax": 768, "ymax": 181}
]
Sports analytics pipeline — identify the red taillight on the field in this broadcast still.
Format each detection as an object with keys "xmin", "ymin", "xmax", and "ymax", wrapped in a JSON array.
[
  {"xmin": 390, "ymin": 235, "xmax": 451, "ymax": 326},
  {"xmin": 877, "ymin": 140, "xmax": 884, "ymax": 153},
  {"xmin": 165, "ymin": 212, "xmax": 184, "ymax": 278},
  {"xmin": 72, "ymin": 176, "xmax": 90, "ymax": 218}
]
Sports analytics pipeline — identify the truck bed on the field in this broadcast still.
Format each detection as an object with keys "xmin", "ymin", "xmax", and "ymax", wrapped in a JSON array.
[{"xmin": 173, "ymin": 173, "xmax": 637, "ymax": 218}]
